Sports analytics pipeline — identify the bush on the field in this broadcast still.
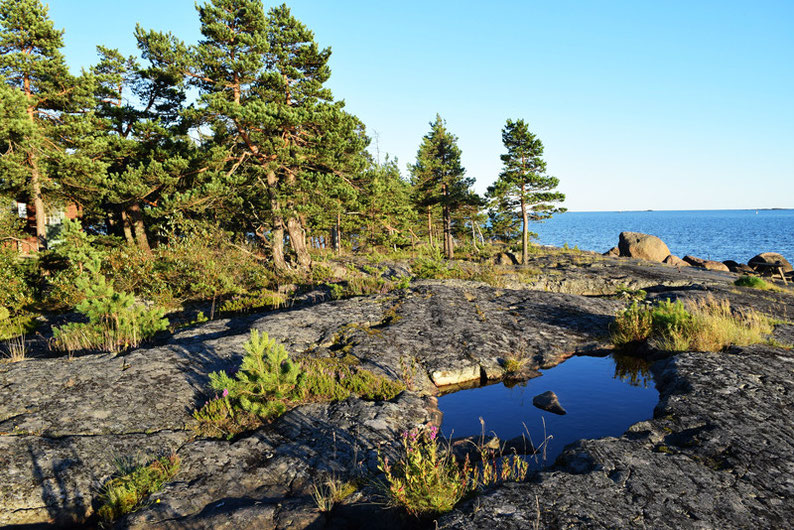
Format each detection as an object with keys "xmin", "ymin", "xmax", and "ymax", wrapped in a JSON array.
[
  {"xmin": 379, "ymin": 426, "xmax": 472, "ymax": 517},
  {"xmin": 43, "ymin": 219, "xmax": 109, "ymax": 309},
  {"xmin": 51, "ymin": 265, "xmax": 168, "ymax": 355},
  {"xmin": 207, "ymin": 330, "xmax": 305, "ymax": 420},
  {"xmin": 611, "ymin": 297, "xmax": 773, "ymax": 352},
  {"xmin": 193, "ymin": 331, "xmax": 405, "ymax": 437},
  {"xmin": 0, "ymin": 247, "xmax": 36, "ymax": 314},
  {"xmin": 734, "ymin": 275, "xmax": 774, "ymax": 290},
  {"xmin": 97, "ymin": 453, "xmax": 180, "ymax": 523},
  {"xmin": 106, "ymin": 228, "xmax": 275, "ymax": 309},
  {"xmin": 378, "ymin": 425, "xmax": 529, "ymax": 518}
]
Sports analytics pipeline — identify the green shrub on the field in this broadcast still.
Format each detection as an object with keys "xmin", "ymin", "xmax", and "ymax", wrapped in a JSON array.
[
  {"xmin": 0, "ymin": 313, "xmax": 38, "ymax": 341},
  {"xmin": 194, "ymin": 331, "xmax": 405, "ymax": 437},
  {"xmin": 207, "ymin": 330, "xmax": 305, "ymax": 420},
  {"xmin": 412, "ymin": 256, "xmax": 455, "ymax": 279},
  {"xmin": 378, "ymin": 425, "xmax": 528, "ymax": 518},
  {"xmin": 43, "ymin": 219, "xmax": 109, "ymax": 309},
  {"xmin": 611, "ymin": 297, "xmax": 772, "ymax": 352},
  {"xmin": 219, "ymin": 289, "xmax": 286, "ymax": 314},
  {"xmin": 0, "ymin": 247, "xmax": 36, "ymax": 314},
  {"xmin": 734, "ymin": 275, "xmax": 774, "ymax": 290},
  {"xmin": 379, "ymin": 426, "xmax": 472, "ymax": 517},
  {"xmin": 97, "ymin": 453, "xmax": 180, "ymax": 523},
  {"xmin": 106, "ymin": 228, "xmax": 275, "ymax": 309},
  {"xmin": 51, "ymin": 265, "xmax": 168, "ymax": 355}
]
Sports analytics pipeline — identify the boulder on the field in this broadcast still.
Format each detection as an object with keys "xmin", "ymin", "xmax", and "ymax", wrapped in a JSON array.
[
  {"xmin": 749, "ymin": 252, "xmax": 793, "ymax": 274},
  {"xmin": 723, "ymin": 260, "xmax": 754, "ymax": 274},
  {"xmin": 603, "ymin": 246, "xmax": 620, "ymax": 257},
  {"xmin": 617, "ymin": 232, "xmax": 670, "ymax": 262},
  {"xmin": 532, "ymin": 390, "xmax": 567, "ymax": 415},
  {"xmin": 682, "ymin": 255, "xmax": 730, "ymax": 272},
  {"xmin": 663, "ymin": 255, "xmax": 688, "ymax": 267},
  {"xmin": 493, "ymin": 252, "xmax": 520, "ymax": 266}
]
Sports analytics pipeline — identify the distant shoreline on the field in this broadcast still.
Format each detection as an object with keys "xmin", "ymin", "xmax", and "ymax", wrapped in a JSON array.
[{"xmin": 563, "ymin": 208, "xmax": 793, "ymax": 214}]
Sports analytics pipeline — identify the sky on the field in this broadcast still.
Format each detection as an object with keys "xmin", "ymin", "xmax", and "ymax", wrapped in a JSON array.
[{"xmin": 46, "ymin": 0, "xmax": 794, "ymax": 211}]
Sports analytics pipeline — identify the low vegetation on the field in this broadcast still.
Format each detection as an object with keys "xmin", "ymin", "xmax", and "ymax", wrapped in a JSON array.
[
  {"xmin": 311, "ymin": 476, "xmax": 358, "ymax": 513},
  {"xmin": 378, "ymin": 425, "xmax": 529, "ymax": 518},
  {"xmin": 193, "ymin": 330, "xmax": 404, "ymax": 439},
  {"xmin": 734, "ymin": 275, "xmax": 776, "ymax": 291},
  {"xmin": 611, "ymin": 296, "xmax": 773, "ymax": 352},
  {"xmin": 51, "ymin": 265, "xmax": 168, "ymax": 355},
  {"xmin": 97, "ymin": 453, "xmax": 180, "ymax": 523}
]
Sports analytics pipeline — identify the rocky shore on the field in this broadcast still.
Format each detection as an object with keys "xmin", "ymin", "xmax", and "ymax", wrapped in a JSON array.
[{"xmin": 2, "ymin": 248, "xmax": 793, "ymax": 528}]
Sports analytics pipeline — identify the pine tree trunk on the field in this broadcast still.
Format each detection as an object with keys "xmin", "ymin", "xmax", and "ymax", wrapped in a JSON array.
[
  {"xmin": 443, "ymin": 205, "xmax": 453, "ymax": 260},
  {"xmin": 334, "ymin": 212, "xmax": 341, "ymax": 253},
  {"xmin": 25, "ymin": 99, "xmax": 47, "ymax": 250},
  {"xmin": 31, "ymin": 169, "xmax": 47, "ymax": 251},
  {"xmin": 120, "ymin": 209, "xmax": 134, "ymax": 244},
  {"xmin": 127, "ymin": 202, "xmax": 151, "ymax": 254},
  {"xmin": 471, "ymin": 219, "xmax": 478, "ymax": 249},
  {"xmin": 266, "ymin": 170, "xmax": 288, "ymax": 271},
  {"xmin": 426, "ymin": 208, "xmax": 433, "ymax": 248},
  {"xmin": 521, "ymin": 190, "xmax": 529, "ymax": 266},
  {"xmin": 270, "ymin": 220, "xmax": 287, "ymax": 271},
  {"xmin": 442, "ymin": 182, "xmax": 453, "ymax": 259},
  {"xmin": 286, "ymin": 216, "xmax": 312, "ymax": 268}
]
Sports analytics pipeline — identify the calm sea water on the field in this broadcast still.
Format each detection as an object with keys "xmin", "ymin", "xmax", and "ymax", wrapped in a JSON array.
[
  {"xmin": 533, "ymin": 209, "xmax": 794, "ymax": 263},
  {"xmin": 438, "ymin": 355, "xmax": 658, "ymax": 467}
]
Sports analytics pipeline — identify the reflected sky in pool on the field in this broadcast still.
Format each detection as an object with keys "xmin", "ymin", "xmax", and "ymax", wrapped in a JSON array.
[{"xmin": 437, "ymin": 354, "xmax": 659, "ymax": 466}]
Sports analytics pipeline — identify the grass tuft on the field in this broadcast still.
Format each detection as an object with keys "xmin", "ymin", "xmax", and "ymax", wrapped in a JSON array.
[
  {"xmin": 2, "ymin": 334, "xmax": 27, "ymax": 362},
  {"xmin": 611, "ymin": 296, "xmax": 773, "ymax": 352},
  {"xmin": 97, "ymin": 453, "xmax": 180, "ymax": 523},
  {"xmin": 311, "ymin": 476, "xmax": 358, "ymax": 513}
]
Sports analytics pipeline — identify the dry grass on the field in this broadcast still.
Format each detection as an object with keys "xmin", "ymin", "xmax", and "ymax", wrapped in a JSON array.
[
  {"xmin": 612, "ymin": 296, "xmax": 773, "ymax": 352},
  {"xmin": 2, "ymin": 334, "xmax": 27, "ymax": 362},
  {"xmin": 311, "ymin": 476, "xmax": 357, "ymax": 512},
  {"xmin": 683, "ymin": 297, "xmax": 773, "ymax": 351}
]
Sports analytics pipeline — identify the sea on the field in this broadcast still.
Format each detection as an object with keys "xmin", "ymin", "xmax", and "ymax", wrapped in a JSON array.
[{"xmin": 533, "ymin": 209, "xmax": 794, "ymax": 264}]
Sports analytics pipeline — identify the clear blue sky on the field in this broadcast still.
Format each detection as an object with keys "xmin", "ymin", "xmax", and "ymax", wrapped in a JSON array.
[{"xmin": 47, "ymin": 0, "xmax": 793, "ymax": 211}]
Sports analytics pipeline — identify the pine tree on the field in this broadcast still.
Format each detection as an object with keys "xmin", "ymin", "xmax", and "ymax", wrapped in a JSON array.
[
  {"xmin": 0, "ymin": 0, "xmax": 83, "ymax": 249},
  {"xmin": 175, "ymin": 0, "xmax": 366, "ymax": 270},
  {"xmin": 487, "ymin": 119, "xmax": 565, "ymax": 264},
  {"xmin": 409, "ymin": 115, "xmax": 473, "ymax": 259},
  {"xmin": 360, "ymin": 157, "xmax": 418, "ymax": 249},
  {"xmin": 87, "ymin": 28, "xmax": 193, "ymax": 252}
]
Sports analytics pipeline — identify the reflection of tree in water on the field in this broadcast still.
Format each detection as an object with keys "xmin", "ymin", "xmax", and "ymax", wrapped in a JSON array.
[{"xmin": 612, "ymin": 354, "xmax": 652, "ymax": 388}]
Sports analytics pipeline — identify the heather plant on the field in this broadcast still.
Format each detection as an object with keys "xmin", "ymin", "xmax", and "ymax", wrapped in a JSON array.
[{"xmin": 97, "ymin": 453, "xmax": 180, "ymax": 523}]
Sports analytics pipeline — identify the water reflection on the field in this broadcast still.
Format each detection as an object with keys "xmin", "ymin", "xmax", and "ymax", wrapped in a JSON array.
[{"xmin": 612, "ymin": 354, "xmax": 653, "ymax": 388}]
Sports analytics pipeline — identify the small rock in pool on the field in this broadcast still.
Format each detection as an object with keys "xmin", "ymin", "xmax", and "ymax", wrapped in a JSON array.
[{"xmin": 533, "ymin": 391, "xmax": 567, "ymax": 415}]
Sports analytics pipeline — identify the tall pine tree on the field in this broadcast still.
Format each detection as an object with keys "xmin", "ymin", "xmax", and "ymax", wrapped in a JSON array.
[
  {"xmin": 0, "ymin": 0, "xmax": 82, "ymax": 249},
  {"xmin": 487, "ymin": 119, "xmax": 565, "ymax": 264},
  {"xmin": 168, "ymin": 0, "xmax": 366, "ymax": 269},
  {"xmin": 410, "ymin": 114, "xmax": 473, "ymax": 259}
]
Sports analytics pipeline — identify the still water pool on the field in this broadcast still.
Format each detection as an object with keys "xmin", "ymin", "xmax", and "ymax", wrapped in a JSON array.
[{"xmin": 438, "ymin": 354, "xmax": 659, "ymax": 466}]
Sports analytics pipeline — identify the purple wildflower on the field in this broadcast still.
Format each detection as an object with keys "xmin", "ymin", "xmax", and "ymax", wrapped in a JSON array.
[{"xmin": 222, "ymin": 388, "xmax": 229, "ymax": 398}]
